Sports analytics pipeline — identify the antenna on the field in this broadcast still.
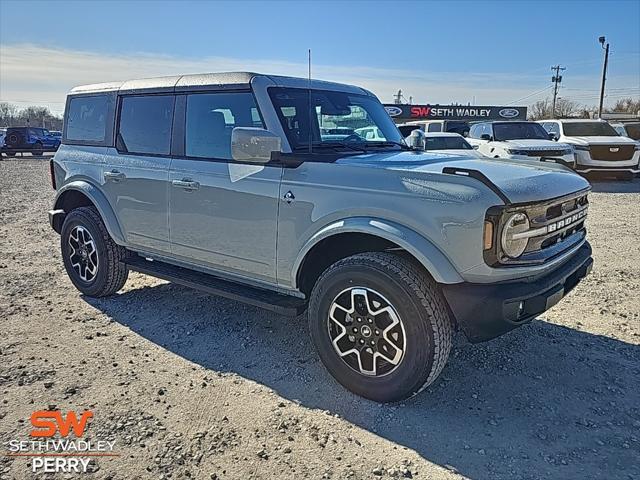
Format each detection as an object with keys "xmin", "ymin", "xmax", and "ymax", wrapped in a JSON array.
[{"xmin": 308, "ymin": 49, "xmax": 312, "ymax": 154}]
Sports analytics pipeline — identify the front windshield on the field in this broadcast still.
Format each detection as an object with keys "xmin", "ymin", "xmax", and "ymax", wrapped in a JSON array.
[
  {"xmin": 493, "ymin": 122, "xmax": 550, "ymax": 141},
  {"xmin": 563, "ymin": 121, "xmax": 621, "ymax": 137},
  {"xmin": 268, "ymin": 87, "xmax": 404, "ymax": 151},
  {"xmin": 424, "ymin": 136, "xmax": 473, "ymax": 150}
]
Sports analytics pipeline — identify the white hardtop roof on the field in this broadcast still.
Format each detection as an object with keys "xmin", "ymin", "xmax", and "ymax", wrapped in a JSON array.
[{"xmin": 69, "ymin": 72, "xmax": 372, "ymax": 96}]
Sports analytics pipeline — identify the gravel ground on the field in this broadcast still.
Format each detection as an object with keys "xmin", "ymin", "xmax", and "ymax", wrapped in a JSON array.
[{"xmin": 0, "ymin": 158, "xmax": 638, "ymax": 480}]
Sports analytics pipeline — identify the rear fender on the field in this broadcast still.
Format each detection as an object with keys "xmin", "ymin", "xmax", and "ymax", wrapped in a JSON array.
[{"xmin": 53, "ymin": 180, "xmax": 125, "ymax": 245}]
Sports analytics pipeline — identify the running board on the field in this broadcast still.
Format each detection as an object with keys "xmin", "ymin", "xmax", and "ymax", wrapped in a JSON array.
[{"xmin": 125, "ymin": 256, "xmax": 307, "ymax": 316}]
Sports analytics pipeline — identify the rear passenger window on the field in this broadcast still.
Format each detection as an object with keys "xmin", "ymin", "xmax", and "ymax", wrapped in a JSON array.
[
  {"xmin": 118, "ymin": 95, "xmax": 174, "ymax": 155},
  {"xmin": 427, "ymin": 123, "xmax": 442, "ymax": 132},
  {"xmin": 66, "ymin": 95, "xmax": 109, "ymax": 142},
  {"xmin": 185, "ymin": 92, "xmax": 263, "ymax": 159}
]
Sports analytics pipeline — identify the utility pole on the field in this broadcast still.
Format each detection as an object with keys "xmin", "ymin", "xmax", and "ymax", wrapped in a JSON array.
[
  {"xmin": 394, "ymin": 90, "xmax": 403, "ymax": 104},
  {"xmin": 551, "ymin": 65, "xmax": 565, "ymax": 118},
  {"xmin": 597, "ymin": 36, "xmax": 610, "ymax": 118}
]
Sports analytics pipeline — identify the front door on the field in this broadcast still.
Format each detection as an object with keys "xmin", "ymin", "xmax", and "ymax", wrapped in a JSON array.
[
  {"xmin": 101, "ymin": 94, "xmax": 175, "ymax": 254},
  {"xmin": 168, "ymin": 91, "xmax": 281, "ymax": 284}
]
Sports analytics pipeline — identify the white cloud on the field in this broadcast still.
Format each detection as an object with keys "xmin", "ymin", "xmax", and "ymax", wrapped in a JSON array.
[{"xmin": 1, "ymin": 43, "xmax": 638, "ymax": 115}]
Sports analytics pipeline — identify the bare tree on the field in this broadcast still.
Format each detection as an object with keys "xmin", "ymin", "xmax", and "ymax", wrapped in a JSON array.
[
  {"xmin": 608, "ymin": 97, "xmax": 640, "ymax": 114},
  {"xmin": 0, "ymin": 102, "xmax": 63, "ymax": 130},
  {"xmin": 528, "ymin": 99, "xmax": 551, "ymax": 120},
  {"xmin": 528, "ymin": 97, "xmax": 581, "ymax": 120}
]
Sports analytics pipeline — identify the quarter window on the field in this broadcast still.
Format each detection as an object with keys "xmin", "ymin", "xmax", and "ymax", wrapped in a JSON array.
[
  {"xmin": 118, "ymin": 95, "xmax": 174, "ymax": 155},
  {"xmin": 66, "ymin": 95, "xmax": 109, "ymax": 142},
  {"xmin": 185, "ymin": 92, "xmax": 263, "ymax": 159}
]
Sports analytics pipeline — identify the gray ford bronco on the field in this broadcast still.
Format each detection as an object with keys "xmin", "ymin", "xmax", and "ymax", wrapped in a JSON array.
[{"xmin": 48, "ymin": 72, "xmax": 593, "ymax": 402}]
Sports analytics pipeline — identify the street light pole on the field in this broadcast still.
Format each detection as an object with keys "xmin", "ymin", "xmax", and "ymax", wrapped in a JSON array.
[{"xmin": 597, "ymin": 36, "xmax": 610, "ymax": 119}]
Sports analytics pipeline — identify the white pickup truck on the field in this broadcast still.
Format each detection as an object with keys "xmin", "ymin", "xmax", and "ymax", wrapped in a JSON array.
[{"xmin": 467, "ymin": 121, "xmax": 575, "ymax": 168}]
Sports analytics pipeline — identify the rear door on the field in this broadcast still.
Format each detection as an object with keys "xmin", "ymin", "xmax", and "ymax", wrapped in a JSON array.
[
  {"xmin": 101, "ymin": 94, "xmax": 174, "ymax": 254},
  {"xmin": 168, "ymin": 91, "xmax": 282, "ymax": 284}
]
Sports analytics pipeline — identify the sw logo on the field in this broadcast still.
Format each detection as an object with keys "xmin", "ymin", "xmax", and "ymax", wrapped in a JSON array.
[
  {"xmin": 410, "ymin": 106, "xmax": 431, "ymax": 117},
  {"xmin": 30, "ymin": 410, "xmax": 93, "ymax": 437}
]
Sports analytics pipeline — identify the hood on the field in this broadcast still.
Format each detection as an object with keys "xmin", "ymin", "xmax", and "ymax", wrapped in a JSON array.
[
  {"xmin": 503, "ymin": 139, "xmax": 567, "ymax": 149},
  {"xmin": 563, "ymin": 136, "xmax": 638, "ymax": 146},
  {"xmin": 428, "ymin": 149, "xmax": 486, "ymax": 158},
  {"xmin": 336, "ymin": 150, "xmax": 590, "ymax": 205}
]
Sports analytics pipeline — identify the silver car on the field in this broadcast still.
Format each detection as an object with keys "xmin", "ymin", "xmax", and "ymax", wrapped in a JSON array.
[{"xmin": 48, "ymin": 72, "xmax": 593, "ymax": 401}]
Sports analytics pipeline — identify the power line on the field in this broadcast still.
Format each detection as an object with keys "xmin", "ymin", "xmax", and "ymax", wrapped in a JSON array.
[{"xmin": 509, "ymin": 85, "xmax": 554, "ymax": 104}]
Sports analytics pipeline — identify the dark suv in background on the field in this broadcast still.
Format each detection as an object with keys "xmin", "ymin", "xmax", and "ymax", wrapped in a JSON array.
[{"xmin": 1, "ymin": 127, "xmax": 61, "ymax": 156}]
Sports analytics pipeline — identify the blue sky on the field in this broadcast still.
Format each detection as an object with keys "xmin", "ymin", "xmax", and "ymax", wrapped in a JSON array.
[{"xmin": 1, "ymin": 0, "xmax": 638, "ymax": 115}]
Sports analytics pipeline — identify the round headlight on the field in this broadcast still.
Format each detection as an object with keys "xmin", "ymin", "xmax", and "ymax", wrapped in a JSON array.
[{"xmin": 501, "ymin": 212, "xmax": 530, "ymax": 258}]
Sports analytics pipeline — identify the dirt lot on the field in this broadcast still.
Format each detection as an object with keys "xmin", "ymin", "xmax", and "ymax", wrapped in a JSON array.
[{"xmin": 0, "ymin": 158, "xmax": 638, "ymax": 480}]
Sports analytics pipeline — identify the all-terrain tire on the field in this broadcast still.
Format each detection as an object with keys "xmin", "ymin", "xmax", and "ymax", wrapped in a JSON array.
[
  {"xmin": 60, "ymin": 206, "xmax": 129, "ymax": 297},
  {"xmin": 308, "ymin": 252, "xmax": 453, "ymax": 402}
]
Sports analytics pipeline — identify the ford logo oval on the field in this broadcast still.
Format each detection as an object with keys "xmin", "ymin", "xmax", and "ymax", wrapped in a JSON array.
[
  {"xmin": 385, "ymin": 106, "xmax": 403, "ymax": 117},
  {"xmin": 499, "ymin": 108, "xmax": 520, "ymax": 119}
]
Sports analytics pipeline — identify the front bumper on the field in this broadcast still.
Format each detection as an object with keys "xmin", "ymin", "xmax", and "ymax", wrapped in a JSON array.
[
  {"xmin": 574, "ymin": 150, "xmax": 640, "ymax": 173},
  {"xmin": 441, "ymin": 242, "xmax": 593, "ymax": 343}
]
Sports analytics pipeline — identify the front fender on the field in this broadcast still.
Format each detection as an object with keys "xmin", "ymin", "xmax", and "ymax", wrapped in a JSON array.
[
  {"xmin": 54, "ymin": 180, "xmax": 125, "ymax": 245},
  {"xmin": 292, "ymin": 217, "xmax": 463, "ymax": 286}
]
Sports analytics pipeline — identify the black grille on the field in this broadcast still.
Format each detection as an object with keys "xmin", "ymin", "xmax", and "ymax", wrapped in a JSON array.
[
  {"xmin": 526, "ymin": 150, "xmax": 566, "ymax": 157},
  {"xmin": 589, "ymin": 145, "xmax": 635, "ymax": 161}
]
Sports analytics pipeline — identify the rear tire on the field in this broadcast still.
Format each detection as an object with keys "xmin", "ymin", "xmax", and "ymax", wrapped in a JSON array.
[
  {"xmin": 32, "ymin": 142, "xmax": 44, "ymax": 157},
  {"xmin": 60, "ymin": 206, "xmax": 129, "ymax": 297},
  {"xmin": 308, "ymin": 252, "xmax": 453, "ymax": 402}
]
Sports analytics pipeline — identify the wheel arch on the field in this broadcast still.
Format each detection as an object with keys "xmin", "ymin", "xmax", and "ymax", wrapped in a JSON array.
[
  {"xmin": 293, "ymin": 217, "xmax": 463, "ymax": 295},
  {"xmin": 53, "ymin": 181, "xmax": 125, "ymax": 244}
]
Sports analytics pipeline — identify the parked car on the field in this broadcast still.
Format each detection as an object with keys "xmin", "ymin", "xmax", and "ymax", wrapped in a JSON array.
[
  {"xmin": 610, "ymin": 122, "xmax": 640, "ymax": 141},
  {"xmin": 467, "ymin": 121, "xmax": 575, "ymax": 167},
  {"xmin": 397, "ymin": 120, "xmax": 470, "ymax": 138},
  {"xmin": 354, "ymin": 126, "xmax": 385, "ymax": 141},
  {"xmin": 48, "ymin": 72, "xmax": 593, "ymax": 402},
  {"xmin": 319, "ymin": 126, "xmax": 355, "ymax": 142},
  {"xmin": 405, "ymin": 131, "xmax": 486, "ymax": 158},
  {"xmin": 1, "ymin": 127, "xmax": 61, "ymax": 156},
  {"xmin": 539, "ymin": 119, "xmax": 640, "ymax": 177}
]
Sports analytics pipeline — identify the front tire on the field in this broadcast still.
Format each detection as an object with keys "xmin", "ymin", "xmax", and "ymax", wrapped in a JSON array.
[
  {"xmin": 308, "ymin": 252, "xmax": 453, "ymax": 402},
  {"xmin": 60, "ymin": 206, "xmax": 129, "ymax": 297}
]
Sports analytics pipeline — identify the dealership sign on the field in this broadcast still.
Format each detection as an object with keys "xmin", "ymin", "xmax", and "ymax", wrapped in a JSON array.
[{"xmin": 384, "ymin": 104, "xmax": 527, "ymax": 121}]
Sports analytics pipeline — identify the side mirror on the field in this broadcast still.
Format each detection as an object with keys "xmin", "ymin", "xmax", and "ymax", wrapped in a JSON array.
[
  {"xmin": 408, "ymin": 129, "xmax": 425, "ymax": 150},
  {"xmin": 548, "ymin": 132, "xmax": 558, "ymax": 141},
  {"xmin": 480, "ymin": 134, "xmax": 492, "ymax": 141},
  {"xmin": 231, "ymin": 127, "xmax": 281, "ymax": 163}
]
